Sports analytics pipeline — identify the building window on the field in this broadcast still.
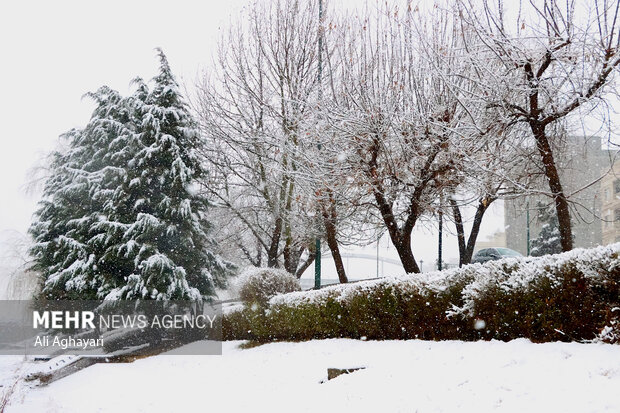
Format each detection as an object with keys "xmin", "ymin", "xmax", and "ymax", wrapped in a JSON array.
[
  {"xmin": 605, "ymin": 214, "xmax": 612, "ymax": 228},
  {"xmin": 614, "ymin": 179, "xmax": 620, "ymax": 194},
  {"xmin": 605, "ymin": 188, "xmax": 611, "ymax": 201}
]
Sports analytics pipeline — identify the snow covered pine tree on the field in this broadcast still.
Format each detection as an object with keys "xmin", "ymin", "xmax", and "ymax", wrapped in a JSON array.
[
  {"xmin": 29, "ymin": 86, "xmax": 132, "ymax": 299},
  {"xmin": 530, "ymin": 201, "xmax": 563, "ymax": 257},
  {"xmin": 29, "ymin": 49, "xmax": 234, "ymax": 301}
]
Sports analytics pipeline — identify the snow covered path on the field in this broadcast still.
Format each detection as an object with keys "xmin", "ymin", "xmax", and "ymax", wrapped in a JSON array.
[{"xmin": 4, "ymin": 339, "xmax": 620, "ymax": 412}]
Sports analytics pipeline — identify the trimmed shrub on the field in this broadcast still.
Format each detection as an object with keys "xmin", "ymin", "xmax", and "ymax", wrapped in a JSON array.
[
  {"xmin": 598, "ymin": 308, "xmax": 620, "ymax": 344},
  {"xmin": 223, "ymin": 244, "xmax": 620, "ymax": 343},
  {"xmin": 237, "ymin": 267, "xmax": 301, "ymax": 306}
]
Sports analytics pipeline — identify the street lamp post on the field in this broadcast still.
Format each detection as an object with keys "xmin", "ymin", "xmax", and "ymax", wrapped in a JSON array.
[
  {"xmin": 314, "ymin": 0, "xmax": 324, "ymax": 290},
  {"xmin": 438, "ymin": 209, "xmax": 443, "ymax": 271},
  {"xmin": 376, "ymin": 234, "xmax": 380, "ymax": 277}
]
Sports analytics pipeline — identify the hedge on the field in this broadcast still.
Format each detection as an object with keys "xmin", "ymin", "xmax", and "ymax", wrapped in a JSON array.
[{"xmin": 223, "ymin": 244, "xmax": 620, "ymax": 343}]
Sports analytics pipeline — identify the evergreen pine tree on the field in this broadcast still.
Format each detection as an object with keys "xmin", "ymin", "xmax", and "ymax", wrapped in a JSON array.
[
  {"xmin": 30, "ymin": 50, "xmax": 234, "ymax": 300},
  {"xmin": 530, "ymin": 201, "xmax": 563, "ymax": 257},
  {"xmin": 104, "ymin": 50, "xmax": 234, "ymax": 300},
  {"xmin": 29, "ymin": 87, "xmax": 133, "ymax": 299}
]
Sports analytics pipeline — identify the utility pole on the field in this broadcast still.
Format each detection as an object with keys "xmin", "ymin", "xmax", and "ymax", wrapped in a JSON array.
[
  {"xmin": 438, "ymin": 209, "xmax": 443, "ymax": 270},
  {"xmin": 314, "ymin": 0, "xmax": 324, "ymax": 289},
  {"xmin": 376, "ymin": 234, "xmax": 380, "ymax": 277}
]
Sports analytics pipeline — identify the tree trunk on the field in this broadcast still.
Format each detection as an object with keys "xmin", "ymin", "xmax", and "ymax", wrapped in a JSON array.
[
  {"xmin": 267, "ymin": 216, "xmax": 283, "ymax": 267},
  {"xmin": 451, "ymin": 197, "xmax": 493, "ymax": 266},
  {"xmin": 255, "ymin": 236, "xmax": 262, "ymax": 267},
  {"xmin": 465, "ymin": 201, "xmax": 489, "ymax": 262},
  {"xmin": 451, "ymin": 200, "xmax": 467, "ymax": 266},
  {"xmin": 321, "ymin": 195, "xmax": 348, "ymax": 283},
  {"xmin": 295, "ymin": 248, "xmax": 315, "ymax": 279},
  {"xmin": 530, "ymin": 122, "xmax": 573, "ymax": 251},
  {"xmin": 283, "ymin": 242, "xmax": 305, "ymax": 275},
  {"xmin": 324, "ymin": 222, "xmax": 347, "ymax": 283},
  {"xmin": 392, "ymin": 234, "xmax": 420, "ymax": 274},
  {"xmin": 283, "ymin": 234, "xmax": 294, "ymax": 273},
  {"xmin": 370, "ymin": 185, "xmax": 420, "ymax": 274}
]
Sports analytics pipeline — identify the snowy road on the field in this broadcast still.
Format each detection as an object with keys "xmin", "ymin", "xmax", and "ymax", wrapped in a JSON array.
[{"xmin": 3, "ymin": 339, "xmax": 620, "ymax": 412}]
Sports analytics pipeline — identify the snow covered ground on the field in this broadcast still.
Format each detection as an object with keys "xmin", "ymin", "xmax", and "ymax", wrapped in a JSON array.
[
  {"xmin": 2, "ymin": 339, "xmax": 620, "ymax": 412},
  {"xmin": 0, "ymin": 356, "xmax": 28, "ymax": 412}
]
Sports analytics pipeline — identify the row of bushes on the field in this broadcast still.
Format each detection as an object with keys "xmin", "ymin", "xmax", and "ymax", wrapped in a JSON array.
[{"xmin": 223, "ymin": 244, "xmax": 620, "ymax": 343}]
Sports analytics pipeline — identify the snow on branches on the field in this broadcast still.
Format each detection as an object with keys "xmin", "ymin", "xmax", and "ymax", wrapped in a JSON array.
[{"xmin": 30, "ymin": 50, "xmax": 234, "ymax": 301}]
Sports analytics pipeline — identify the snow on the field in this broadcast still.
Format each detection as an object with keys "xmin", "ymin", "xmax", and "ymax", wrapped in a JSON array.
[
  {"xmin": 0, "ymin": 356, "xmax": 25, "ymax": 409},
  {"xmin": 235, "ymin": 266, "xmax": 301, "ymax": 304},
  {"xmin": 3, "ymin": 339, "xmax": 620, "ymax": 412},
  {"xmin": 269, "ymin": 243, "xmax": 620, "ymax": 316}
]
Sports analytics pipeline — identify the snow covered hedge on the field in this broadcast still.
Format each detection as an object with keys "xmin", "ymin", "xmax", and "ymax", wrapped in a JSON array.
[
  {"xmin": 237, "ymin": 267, "xmax": 301, "ymax": 306},
  {"xmin": 223, "ymin": 243, "xmax": 620, "ymax": 343}
]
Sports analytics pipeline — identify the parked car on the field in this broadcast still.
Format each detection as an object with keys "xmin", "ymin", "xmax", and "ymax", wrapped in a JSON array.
[{"xmin": 471, "ymin": 247, "xmax": 523, "ymax": 264}]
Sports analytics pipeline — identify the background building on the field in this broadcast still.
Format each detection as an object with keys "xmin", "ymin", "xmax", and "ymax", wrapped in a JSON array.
[
  {"xmin": 599, "ymin": 161, "xmax": 620, "ymax": 245},
  {"xmin": 504, "ymin": 136, "xmax": 616, "ymax": 255}
]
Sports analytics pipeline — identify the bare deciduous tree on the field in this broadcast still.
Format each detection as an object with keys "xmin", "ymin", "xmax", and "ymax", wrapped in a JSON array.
[
  {"xmin": 326, "ymin": 4, "xmax": 481, "ymax": 273},
  {"xmin": 457, "ymin": 0, "xmax": 620, "ymax": 252},
  {"xmin": 195, "ymin": 0, "xmax": 322, "ymax": 274}
]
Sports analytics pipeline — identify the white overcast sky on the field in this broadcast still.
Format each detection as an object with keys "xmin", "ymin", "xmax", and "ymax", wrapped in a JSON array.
[
  {"xmin": 0, "ymin": 0, "xmax": 248, "ymax": 238},
  {"xmin": 0, "ymin": 0, "xmax": 503, "ymax": 277}
]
